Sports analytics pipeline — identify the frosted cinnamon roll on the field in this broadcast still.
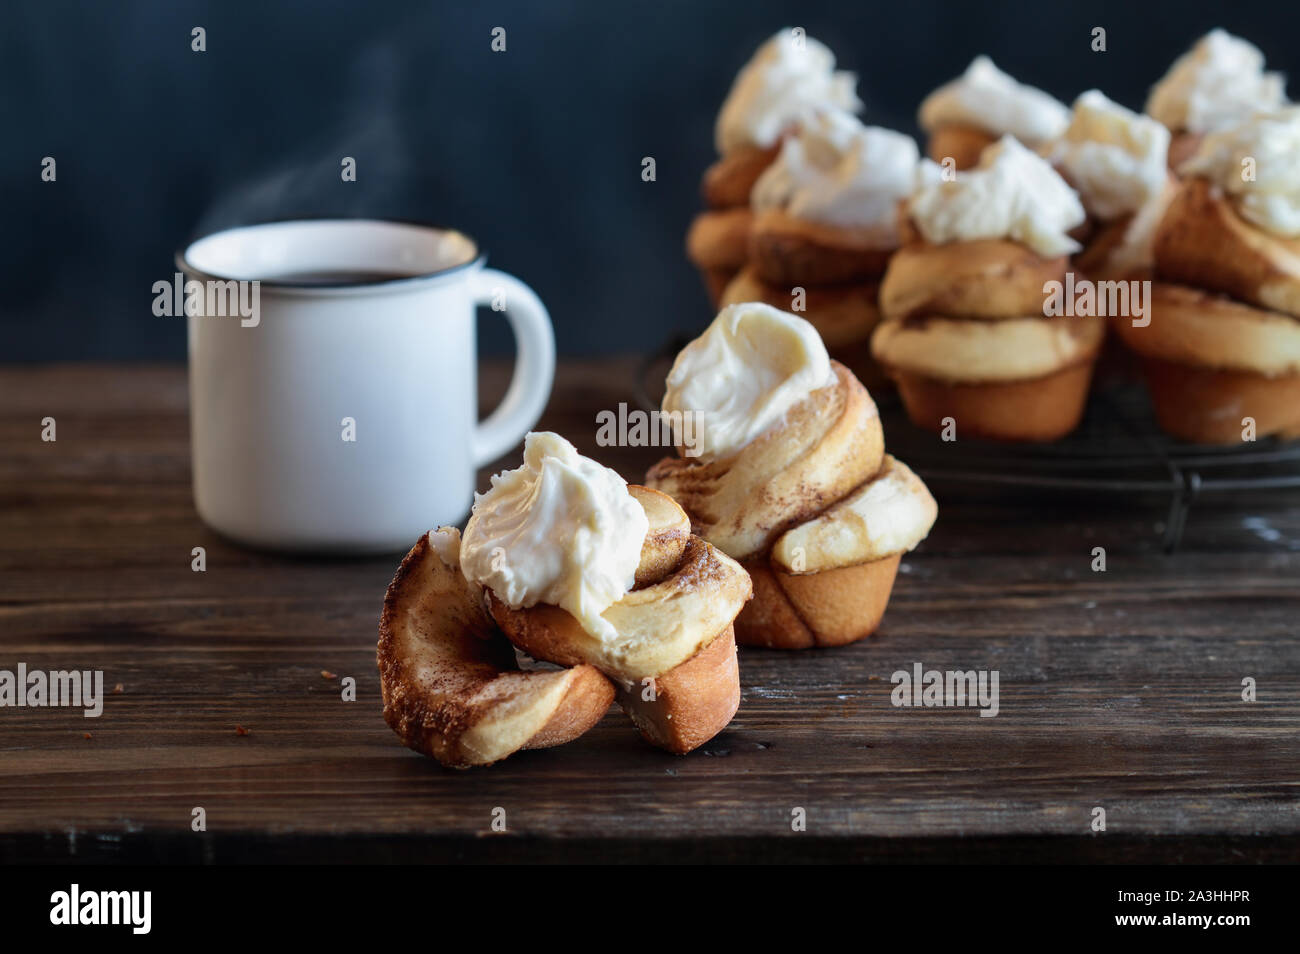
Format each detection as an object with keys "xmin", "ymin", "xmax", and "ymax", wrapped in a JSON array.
[
  {"xmin": 688, "ymin": 29, "xmax": 862, "ymax": 305},
  {"xmin": 874, "ymin": 136, "xmax": 1104, "ymax": 441},
  {"xmin": 918, "ymin": 56, "xmax": 1069, "ymax": 170},
  {"xmin": 1145, "ymin": 29, "xmax": 1289, "ymax": 170},
  {"xmin": 646, "ymin": 303, "xmax": 936, "ymax": 649},
  {"xmin": 462, "ymin": 432, "xmax": 752, "ymax": 754},
  {"xmin": 1118, "ymin": 108, "xmax": 1300, "ymax": 442},
  {"xmin": 1046, "ymin": 90, "xmax": 1175, "ymax": 280}
]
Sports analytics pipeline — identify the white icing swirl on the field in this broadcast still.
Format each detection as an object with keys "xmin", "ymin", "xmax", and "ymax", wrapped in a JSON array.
[
  {"xmin": 1146, "ymin": 29, "xmax": 1288, "ymax": 134},
  {"xmin": 715, "ymin": 28, "xmax": 861, "ymax": 156},
  {"xmin": 663, "ymin": 303, "xmax": 835, "ymax": 461},
  {"xmin": 909, "ymin": 135, "xmax": 1086, "ymax": 257},
  {"xmin": 461, "ymin": 432, "xmax": 648, "ymax": 641},
  {"xmin": 751, "ymin": 109, "xmax": 941, "ymax": 236},
  {"xmin": 1181, "ymin": 106, "xmax": 1300, "ymax": 237},
  {"xmin": 918, "ymin": 55, "xmax": 1070, "ymax": 145}
]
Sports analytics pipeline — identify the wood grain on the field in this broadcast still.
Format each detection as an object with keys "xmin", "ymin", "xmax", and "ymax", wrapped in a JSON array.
[{"xmin": 1, "ymin": 362, "xmax": 1298, "ymax": 863}]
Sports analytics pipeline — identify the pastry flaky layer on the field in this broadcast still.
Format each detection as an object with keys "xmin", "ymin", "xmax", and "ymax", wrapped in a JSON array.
[
  {"xmin": 880, "ymin": 238, "xmax": 1067, "ymax": 322},
  {"xmin": 749, "ymin": 208, "xmax": 896, "ymax": 285},
  {"xmin": 873, "ymin": 237, "xmax": 1104, "ymax": 384},
  {"xmin": 1154, "ymin": 178, "xmax": 1300, "ymax": 320},
  {"xmin": 770, "ymin": 454, "xmax": 937, "ymax": 574},
  {"xmin": 1115, "ymin": 283, "xmax": 1300, "ymax": 377},
  {"xmin": 873, "ymin": 313, "xmax": 1106, "ymax": 384},
  {"xmin": 489, "ymin": 485, "xmax": 751, "ymax": 754},
  {"xmin": 873, "ymin": 234, "xmax": 1104, "ymax": 440},
  {"xmin": 1114, "ymin": 282, "xmax": 1300, "ymax": 444},
  {"xmin": 377, "ymin": 528, "xmax": 615, "ymax": 769},
  {"xmin": 647, "ymin": 360, "xmax": 936, "ymax": 648}
]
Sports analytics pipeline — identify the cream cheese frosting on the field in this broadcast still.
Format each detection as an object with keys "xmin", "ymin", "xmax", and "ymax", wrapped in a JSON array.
[
  {"xmin": 908, "ymin": 135, "xmax": 1086, "ymax": 257},
  {"xmin": 715, "ymin": 28, "xmax": 862, "ymax": 156},
  {"xmin": 918, "ymin": 55, "xmax": 1070, "ymax": 145},
  {"xmin": 751, "ymin": 109, "xmax": 941, "ymax": 235},
  {"xmin": 460, "ymin": 432, "xmax": 648, "ymax": 642},
  {"xmin": 1146, "ymin": 29, "xmax": 1288, "ymax": 135},
  {"xmin": 771, "ymin": 455, "xmax": 936, "ymax": 573},
  {"xmin": 1180, "ymin": 106, "xmax": 1300, "ymax": 238},
  {"xmin": 663, "ymin": 303, "xmax": 836, "ymax": 461},
  {"xmin": 1048, "ymin": 90, "xmax": 1171, "ymax": 221}
]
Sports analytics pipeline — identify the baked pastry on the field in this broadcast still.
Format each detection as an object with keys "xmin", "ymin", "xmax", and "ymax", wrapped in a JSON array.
[
  {"xmin": 918, "ymin": 56, "xmax": 1069, "ymax": 170},
  {"xmin": 727, "ymin": 110, "xmax": 936, "ymax": 386},
  {"xmin": 1046, "ymin": 90, "xmax": 1175, "ymax": 281},
  {"xmin": 463, "ymin": 432, "xmax": 751, "ymax": 753},
  {"xmin": 1145, "ymin": 29, "xmax": 1288, "ymax": 170},
  {"xmin": 873, "ymin": 136, "xmax": 1105, "ymax": 441},
  {"xmin": 378, "ymin": 527, "xmax": 614, "ymax": 769},
  {"xmin": 646, "ymin": 303, "xmax": 937, "ymax": 649},
  {"xmin": 1116, "ymin": 108, "xmax": 1300, "ymax": 442},
  {"xmin": 687, "ymin": 29, "xmax": 861, "ymax": 305}
]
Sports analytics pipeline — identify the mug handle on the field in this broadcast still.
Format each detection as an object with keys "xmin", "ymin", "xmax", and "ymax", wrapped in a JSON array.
[{"xmin": 470, "ymin": 268, "xmax": 556, "ymax": 466}]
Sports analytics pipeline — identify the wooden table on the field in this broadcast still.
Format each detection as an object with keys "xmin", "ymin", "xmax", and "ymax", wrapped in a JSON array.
[{"xmin": 2, "ymin": 361, "xmax": 1298, "ymax": 863}]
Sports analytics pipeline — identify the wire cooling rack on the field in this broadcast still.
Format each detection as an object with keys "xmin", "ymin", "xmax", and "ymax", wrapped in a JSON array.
[{"xmin": 634, "ymin": 338, "xmax": 1300, "ymax": 553}]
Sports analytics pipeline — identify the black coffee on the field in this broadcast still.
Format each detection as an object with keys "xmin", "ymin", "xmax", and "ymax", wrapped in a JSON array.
[{"xmin": 263, "ymin": 268, "xmax": 419, "ymax": 286}]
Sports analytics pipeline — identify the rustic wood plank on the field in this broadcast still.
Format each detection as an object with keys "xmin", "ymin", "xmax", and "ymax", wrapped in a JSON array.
[{"xmin": 1, "ymin": 362, "xmax": 1298, "ymax": 862}]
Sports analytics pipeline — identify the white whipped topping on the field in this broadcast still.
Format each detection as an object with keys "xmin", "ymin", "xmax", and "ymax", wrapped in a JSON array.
[
  {"xmin": 663, "ymin": 303, "xmax": 835, "ymax": 461},
  {"xmin": 751, "ymin": 109, "xmax": 941, "ymax": 236},
  {"xmin": 460, "ymin": 432, "xmax": 648, "ymax": 642},
  {"xmin": 715, "ymin": 28, "xmax": 861, "ymax": 156},
  {"xmin": 1181, "ymin": 106, "xmax": 1300, "ymax": 237},
  {"xmin": 908, "ymin": 135, "xmax": 1086, "ymax": 257},
  {"xmin": 918, "ymin": 55, "xmax": 1070, "ymax": 145},
  {"xmin": 1146, "ymin": 29, "xmax": 1288, "ymax": 134},
  {"xmin": 1048, "ymin": 90, "xmax": 1170, "ymax": 221}
]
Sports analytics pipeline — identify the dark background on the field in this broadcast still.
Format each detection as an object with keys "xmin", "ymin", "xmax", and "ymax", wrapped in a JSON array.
[{"xmin": 1, "ymin": 0, "xmax": 1291, "ymax": 361}]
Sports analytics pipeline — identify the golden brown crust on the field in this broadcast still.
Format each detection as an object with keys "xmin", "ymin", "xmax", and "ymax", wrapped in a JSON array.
[
  {"xmin": 702, "ymin": 144, "xmax": 781, "ymax": 209},
  {"xmin": 628, "ymin": 485, "xmax": 691, "ymax": 586},
  {"xmin": 484, "ymin": 492, "xmax": 751, "ymax": 755},
  {"xmin": 615, "ymin": 626, "xmax": 740, "ymax": 753},
  {"xmin": 885, "ymin": 361, "xmax": 1097, "ymax": 441},
  {"xmin": 880, "ymin": 239, "xmax": 1067, "ymax": 322},
  {"xmin": 488, "ymin": 534, "xmax": 750, "ymax": 680},
  {"xmin": 1114, "ymin": 282, "xmax": 1300, "ymax": 375},
  {"xmin": 1154, "ymin": 178, "xmax": 1300, "ymax": 319},
  {"xmin": 1137, "ymin": 354, "xmax": 1300, "ymax": 444},
  {"xmin": 925, "ymin": 123, "xmax": 996, "ymax": 171},
  {"xmin": 749, "ymin": 208, "xmax": 896, "ymax": 285},
  {"xmin": 646, "ymin": 362, "xmax": 884, "ymax": 562},
  {"xmin": 377, "ymin": 533, "xmax": 614, "ymax": 769},
  {"xmin": 737, "ymin": 553, "xmax": 901, "ymax": 648},
  {"xmin": 686, "ymin": 208, "xmax": 753, "ymax": 270}
]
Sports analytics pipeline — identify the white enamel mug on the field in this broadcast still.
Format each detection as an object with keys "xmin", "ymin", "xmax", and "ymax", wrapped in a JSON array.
[{"xmin": 178, "ymin": 219, "xmax": 554, "ymax": 554}]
